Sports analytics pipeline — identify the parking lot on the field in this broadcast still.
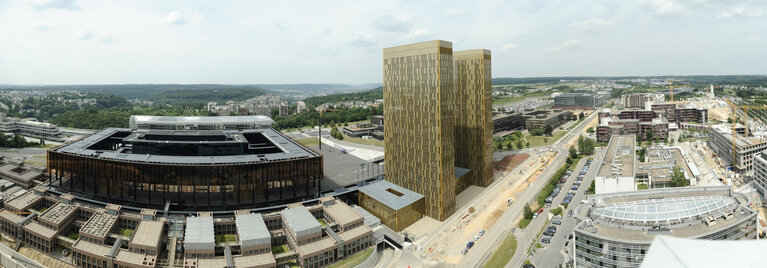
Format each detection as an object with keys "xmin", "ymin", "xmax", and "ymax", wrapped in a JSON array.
[{"xmin": 529, "ymin": 148, "xmax": 604, "ymax": 267}]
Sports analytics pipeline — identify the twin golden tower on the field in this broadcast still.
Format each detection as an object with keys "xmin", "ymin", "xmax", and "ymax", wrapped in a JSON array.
[{"xmin": 383, "ymin": 40, "xmax": 493, "ymax": 221}]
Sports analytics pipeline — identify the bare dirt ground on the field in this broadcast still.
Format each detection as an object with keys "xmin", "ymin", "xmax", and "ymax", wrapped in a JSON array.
[
  {"xmin": 18, "ymin": 246, "xmax": 74, "ymax": 268},
  {"xmin": 495, "ymin": 153, "xmax": 531, "ymax": 172}
]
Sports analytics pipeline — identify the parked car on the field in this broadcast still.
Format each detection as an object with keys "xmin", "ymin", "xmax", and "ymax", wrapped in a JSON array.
[
  {"xmin": 554, "ymin": 214, "xmax": 563, "ymax": 220},
  {"xmin": 567, "ymin": 210, "xmax": 573, "ymax": 217},
  {"xmin": 551, "ymin": 220, "xmax": 562, "ymax": 225},
  {"xmin": 571, "ymin": 185, "xmax": 579, "ymax": 190},
  {"xmin": 543, "ymin": 230, "xmax": 555, "ymax": 236},
  {"xmin": 507, "ymin": 198, "xmax": 513, "ymax": 205},
  {"xmin": 473, "ymin": 235, "xmax": 480, "ymax": 241},
  {"xmin": 544, "ymin": 203, "xmax": 551, "ymax": 208},
  {"xmin": 541, "ymin": 237, "xmax": 551, "ymax": 244},
  {"xmin": 467, "ymin": 241, "xmax": 475, "ymax": 249},
  {"xmin": 538, "ymin": 208, "xmax": 544, "ymax": 214},
  {"xmin": 479, "ymin": 230, "xmax": 485, "ymax": 236}
]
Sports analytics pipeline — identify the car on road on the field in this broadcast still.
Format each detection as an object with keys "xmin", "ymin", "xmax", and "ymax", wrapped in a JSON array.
[
  {"xmin": 461, "ymin": 248, "xmax": 468, "ymax": 255},
  {"xmin": 567, "ymin": 210, "xmax": 573, "ymax": 217},
  {"xmin": 551, "ymin": 220, "xmax": 562, "ymax": 225},
  {"xmin": 467, "ymin": 241, "xmax": 475, "ymax": 249},
  {"xmin": 541, "ymin": 237, "xmax": 551, "ymax": 244}
]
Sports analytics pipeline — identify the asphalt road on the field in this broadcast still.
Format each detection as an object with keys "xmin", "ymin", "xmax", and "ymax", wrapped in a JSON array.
[
  {"xmin": 458, "ymin": 112, "xmax": 597, "ymax": 267},
  {"xmin": 531, "ymin": 148, "xmax": 604, "ymax": 268}
]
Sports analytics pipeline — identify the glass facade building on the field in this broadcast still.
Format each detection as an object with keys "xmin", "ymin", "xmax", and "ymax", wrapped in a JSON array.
[{"xmin": 47, "ymin": 128, "xmax": 323, "ymax": 211}]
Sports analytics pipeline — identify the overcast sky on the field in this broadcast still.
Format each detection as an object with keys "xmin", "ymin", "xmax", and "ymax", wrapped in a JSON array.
[{"xmin": 1, "ymin": 0, "xmax": 766, "ymax": 85}]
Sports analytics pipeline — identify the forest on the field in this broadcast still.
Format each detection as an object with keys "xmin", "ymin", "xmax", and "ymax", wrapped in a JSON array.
[{"xmin": 301, "ymin": 87, "xmax": 382, "ymax": 107}]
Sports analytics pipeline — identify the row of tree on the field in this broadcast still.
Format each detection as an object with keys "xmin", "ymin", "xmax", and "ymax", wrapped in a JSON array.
[
  {"xmin": 330, "ymin": 127, "xmax": 344, "ymax": 140},
  {"xmin": 0, "ymin": 133, "xmax": 39, "ymax": 148}
]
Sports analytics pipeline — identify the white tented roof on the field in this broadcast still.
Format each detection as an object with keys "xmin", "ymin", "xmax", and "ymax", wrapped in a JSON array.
[
  {"xmin": 184, "ymin": 217, "xmax": 215, "ymax": 251},
  {"xmin": 236, "ymin": 213, "xmax": 270, "ymax": 248},
  {"xmin": 641, "ymin": 236, "xmax": 767, "ymax": 268}
]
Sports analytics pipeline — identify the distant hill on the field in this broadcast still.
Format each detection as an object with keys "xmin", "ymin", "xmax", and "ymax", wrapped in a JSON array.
[
  {"xmin": 302, "ymin": 87, "xmax": 383, "ymax": 107},
  {"xmin": 492, "ymin": 75, "xmax": 767, "ymax": 85}
]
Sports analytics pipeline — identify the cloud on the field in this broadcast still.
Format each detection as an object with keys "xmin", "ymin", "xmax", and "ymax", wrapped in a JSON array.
[
  {"xmin": 546, "ymin": 40, "xmax": 582, "ymax": 52},
  {"xmin": 639, "ymin": 0, "xmax": 690, "ymax": 19},
  {"xmin": 164, "ymin": 10, "xmax": 206, "ymax": 25},
  {"xmin": 499, "ymin": 43, "xmax": 517, "ymax": 52},
  {"xmin": 409, "ymin": 29, "xmax": 431, "ymax": 40},
  {"xmin": 30, "ymin": 22, "xmax": 55, "ymax": 31},
  {"xmin": 718, "ymin": 8, "xmax": 765, "ymax": 18},
  {"xmin": 349, "ymin": 32, "xmax": 376, "ymax": 47},
  {"xmin": 570, "ymin": 18, "xmax": 611, "ymax": 32},
  {"xmin": 25, "ymin": 0, "xmax": 79, "ymax": 11},
  {"xmin": 444, "ymin": 8, "xmax": 467, "ymax": 15},
  {"xmin": 372, "ymin": 16, "xmax": 413, "ymax": 33},
  {"xmin": 75, "ymin": 29, "xmax": 115, "ymax": 43}
]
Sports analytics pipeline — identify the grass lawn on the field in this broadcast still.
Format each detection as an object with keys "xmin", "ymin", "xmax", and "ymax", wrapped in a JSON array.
[
  {"xmin": 638, "ymin": 184, "xmax": 649, "ymax": 190},
  {"xmin": 517, "ymin": 218, "xmax": 531, "ymax": 229},
  {"xmin": 38, "ymin": 206, "xmax": 49, "ymax": 213},
  {"xmin": 525, "ymin": 131, "xmax": 566, "ymax": 147},
  {"xmin": 116, "ymin": 228, "xmax": 134, "ymax": 237},
  {"xmin": 485, "ymin": 233, "xmax": 518, "ymax": 268},
  {"xmin": 318, "ymin": 219, "xmax": 328, "ymax": 226},
  {"xmin": 271, "ymin": 244, "xmax": 289, "ymax": 254},
  {"xmin": 294, "ymin": 137, "xmax": 320, "ymax": 146},
  {"xmin": 215, "ymin": 234, "xmax": 237, "ymax": 244},
  {"xmin": 327, "ymin": 247, "xmax": 374, "ymax": 268},
  {"xmin": 67, "ymin": 233, "xmax": 79, "ymax": 240},
  {"xmin": 550, "ymin": 207, "xmax": 563, "ymax": 216},
  {"xmin": 24, "ymin": 160, "xmax": 46, "ymax": 166},
  {"xmin": 337, "ymin": 134, "xmax": 384, "ymax": 147}
]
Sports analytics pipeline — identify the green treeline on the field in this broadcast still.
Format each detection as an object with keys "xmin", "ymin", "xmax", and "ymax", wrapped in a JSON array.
[
  {"xmin": 49, "ymin": 106, "xmax": 214, "ymax": 129},
  {"xmin": 272, "ymin": 105, "xmax": 383, "ymax": 130},
  {"xmin": 301, "ymin": 87, "xmax": 382, "ymax": 107}
]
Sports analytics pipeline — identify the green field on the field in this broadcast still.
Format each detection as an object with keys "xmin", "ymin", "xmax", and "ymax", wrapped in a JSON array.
[
  {"xmin": 294, "ymin": 137, "xmax": 320, "ymax": 146},
  {"xmin": 215, "ymin": 234, "xmax": 237, "ymax": 244},
  {"xmin": 485, "ymin": 233, "xmax": 518, "ymax": 268},
  {"xmin": 271, "ymin": 244, "xmax": 288, "ymax": 254},
  {"xmin": 525, "ymin": 131, "xmax": 566, "ymax": 147}
]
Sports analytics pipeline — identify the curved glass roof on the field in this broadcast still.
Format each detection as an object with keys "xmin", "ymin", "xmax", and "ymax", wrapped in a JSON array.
[{"xmin": 593, "ymin": 196, "xmax": 735, "ymax": 223}]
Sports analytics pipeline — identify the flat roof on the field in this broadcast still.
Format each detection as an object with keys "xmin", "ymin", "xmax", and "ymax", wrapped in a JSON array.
[
  {"xmin": 53, "ymin": 128, "xmax": 319, "ymax": 165},
  {"xmin": 337, "ymin": 225, "xmax": 372, "ymax": 242},
  {"xmin": 0, "ymin": 209, "xmax": 25, "ymax": 223},
  {"xmin": 80, "ymin": 211, "xmax": 118, "ymax": 239},
  {"xmin": 236, "ymin": 213, "xmax": 270, "ymax": 248},
  {"xmin": 130, "ymin": 115, "xmax": 274, "ymax": 126},
  {"xmin": 282, "ymin": 206, "xmax": 321, "ymax": 238},
  {"xmin": 0, "ymin": 164, "xmax": 43, "ymax": 182},
  {"xmin": 5, "ymin": 191, "xmax": 41, "ymax": 211},
  {"xmin": 184, "ymin": 216, "xmax": 215, "ymax": 251},
  {"xmin": 232, "ymin": 253, "xmax": 277, "ymax": 267},
  {"xmin": 72, "ymin": 239, "xmax": 111, "ymax": 256},
  {"xmin": 351, "ymin": 205, "xmax": 381, "ymax": 227},
  {"xmin": 636, "ymin": 147, "xmax": 693, "ymax": 181},
  {"xmin": 38, "ymin": 202, "xmax": 77, "ymax": 225},
  {"xmin": 23, "ymin": 221, "xmax": 57, "ymax": 239},
  {"xmin": 597, "ymin": 135, "xmax": 636, "ymax": 178},
  {"xmin": 323, "ymin": 201, "xmax": 363, "ymax": 227},
  {"xmin": 358, "ymin": 180, "xmax": 424, "ymax": 210},
  {"xmin": 115, "ymin": 250, "xmax": 155, "ymax": 266},
  {"xmin": 574, "ymin": 186, "xmax": 755, "ymax": 243},
  {"xmin": 130, "ymin": 220, "xmax": 164, "ymax": 249},
  {"xmin": 297, "ymin": 237, "xmax": 337, "ymax": 256}
]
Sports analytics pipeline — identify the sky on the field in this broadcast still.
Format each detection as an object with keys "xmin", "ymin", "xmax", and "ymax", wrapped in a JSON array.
[{"xmin": 0, "ymin": 0, "xmax": 766, "ymax": 85}]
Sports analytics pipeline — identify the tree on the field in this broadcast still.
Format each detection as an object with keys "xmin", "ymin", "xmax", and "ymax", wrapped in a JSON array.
[
  {"xmin": 526, "ymin": 141, "xmax": 530, "ymax": 148},
  {"xmin": 569, "ymin": 145, "xmax": 578, "ymax": 159},
  {"xmin": 523, "ymin": 203, "xmax": 534, "ymax": 220},
  {"xmin": 670, "ymin": 166, "xmax": 688, "ymax": 187},
  {"xmin": 638, "ymin": 147, "xmax": 647, "ymax": 162},
  {"xmin": 586, "ymin": 127, "xmax": 594, "ymax": 133},
  {"xmin": 578, "ymin": 136, "xmax": 596, "ymax": 156},
  {"xmin": 646, "ymin": 129, "xmax": 653, "ymax": 142},
  {"xmin": 530, "ymin": 129, "xmax": 544, "ymax": 136},
  {"xmin": 516, "ymin": 140, "xmax": 524, "ymax": 150},
  {"xmin": 497, "ymin": 142, "xmax": 503, "ymax": 150},
  {"xmin": 544, "ymin": 125, "xmax": 554, "ymax": 136},
  {"xmin": 506, "ymin": 142, "xmax": 513, "ymax": 150}
]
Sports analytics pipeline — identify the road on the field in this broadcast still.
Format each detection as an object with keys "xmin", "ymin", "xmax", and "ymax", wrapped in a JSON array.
[
  {"xmin": 457, "ymin": 111, "xmax": 597, "ymax": 267},
  {"xmin": 528, "ymin": 148, "xmax": 603, "ymax": 268}
]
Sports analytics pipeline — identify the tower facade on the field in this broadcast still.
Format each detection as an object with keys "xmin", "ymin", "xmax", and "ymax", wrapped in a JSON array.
[
  {"xmin": 383, "ymin": 40, "xmax": 456, "ymax": 221},
  {"xmin": 453, "ymin": 49, "xmax": 494, "ymax": 192}
]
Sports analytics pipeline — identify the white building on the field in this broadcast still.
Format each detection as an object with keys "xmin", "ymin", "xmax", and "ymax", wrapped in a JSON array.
[
  {"xmin": 0, "ymin": 113, "xmax": 62, "ymax": 141},
  {"xmin": 595, "ymin": 135, "xmax": 636, "ymax": 194}
]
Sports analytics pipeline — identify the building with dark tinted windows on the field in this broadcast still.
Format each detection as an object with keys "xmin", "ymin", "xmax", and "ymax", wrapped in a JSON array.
[{"xmin": 47, "ymin": 128, "xmax": 323, "ymax": 210}]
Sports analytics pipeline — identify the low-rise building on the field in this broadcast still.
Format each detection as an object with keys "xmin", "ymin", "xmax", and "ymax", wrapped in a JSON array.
[
  {"xmin": 184, "ymin": 215, "xmax": 216, "ymax": 259},
  {"xmin": 709, "ymin": 124, "xmax": 767, "ymax": 174},
  {"xmin": 595, "ymin": 135, "xmax": 636, "ymax": 194},
  {"xmin": 0, "ymin": 164, "xmax": 43, "ymax": 189},
  {"xmin": 358, "ymin": 180, "xmax": 425, "ymax": 231},
  {"xmin": 523, "ymin": 109, "xmax": 575, "ymax": 131},
  {"xmin": 492, "ymin": 112, "xmax": 526, "ymax": 133},
  {"xmin": 0, "ymin": 113, "xmax": 62, "ymax": 141}
]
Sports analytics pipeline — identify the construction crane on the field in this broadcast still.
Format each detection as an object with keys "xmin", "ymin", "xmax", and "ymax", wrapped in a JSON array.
[
  {"xmin": 724, "ymin": 99, "xmax": 767, "ymax": 170},
  {"xmin": 0, "ymin": 211, "xmax": 31, "ymax": 215},
  {"xmin": 666, "ymin": 79, "xmax": 688, "ymax": 102}
]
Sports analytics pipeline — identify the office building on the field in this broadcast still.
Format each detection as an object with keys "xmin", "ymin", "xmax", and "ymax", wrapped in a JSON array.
[
  {"xmin": 453, "ymin": 49, "xmax": 494, "ymax": 189},
  {"xmin": 358, "ymin": 180, "xmax": 425, "ymax": 232},
  {"xmin": 129, "ymin": 115, "xmax": 274, "ymax": 130},
  {"xmin": 709, "ymin": 124, "xmax": 767, "ymax": 174},
  {"xmin": 492, "ymin": 112, "xmax": 526, "ymax": 133},
  {"xmin": 621, "ymin": 93, "xmax": 665, "ymax": 109},
  {"xmin": 383, "ymin": 40, "xmax": 457, "ymax": 221},
  {"xmin": 749, "ymin": 151, "xmax": 767, "ymax": 201},
  {"xmin": 383, "ymin": 40, "xmax": 494, "ymax": 221},
  {"xmin": 595, "ymin": 135, "xmax": 636, "ymax": 194},
  {"xmin": 573, "ymin": 186, "xmax": 757, "ymax": 268},
  {"xmin": 0, "ymin": 113, "xmax": 61, "ymax": 141},
  {"xmin": 523, "ymin": 109, "xmax": 576, "ymax": 131},
  {"xmin": 553, "ymin": 92, "xmax": 608, "ymax": 109}
]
